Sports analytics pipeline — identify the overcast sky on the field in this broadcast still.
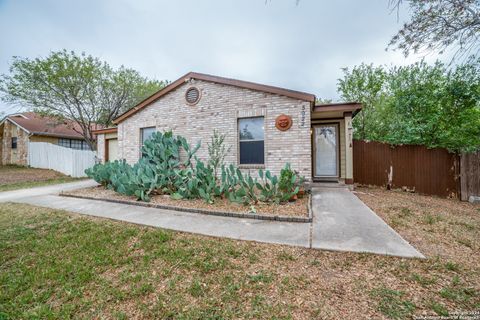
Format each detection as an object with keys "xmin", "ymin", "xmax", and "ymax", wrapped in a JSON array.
[{"xmin": 0, "ymin": 0, "xmax": 446, "ymax": 114}]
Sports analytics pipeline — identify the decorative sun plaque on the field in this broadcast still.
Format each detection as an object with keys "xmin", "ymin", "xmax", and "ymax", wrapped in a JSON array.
[{"xmin": 275, "ymin": 114, "xmax": 292, "ymax": 131}]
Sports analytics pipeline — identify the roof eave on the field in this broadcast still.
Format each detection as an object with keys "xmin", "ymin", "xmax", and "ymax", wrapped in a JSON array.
[
  {"xmin": 3, "ymin": 118, "xmax": 31, "ymax": 134},
  {"xmin": 92, "ymin": 127, "xmax": 118, "ymax": 135},
  {"xmin": 31, "ymin": 132, "xmax": 88, "ymax": 139},
  {"xmin": 313, "ymin": 102, "xmax": 362, "ymax": 113}
]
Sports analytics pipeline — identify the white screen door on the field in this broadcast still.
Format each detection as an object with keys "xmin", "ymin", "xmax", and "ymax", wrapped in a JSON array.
[{"xmin": 314, "ymin": 124, "xmax": 338, "ymax": 178}]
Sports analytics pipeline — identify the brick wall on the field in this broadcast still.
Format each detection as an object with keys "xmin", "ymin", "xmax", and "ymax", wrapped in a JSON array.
[
  {"xmin": 96, "ymin": 133, "xmax": 105, "ymax": 163},
  {"xmin": 1, "ymin": 120, "xmax": 29, "ymax": 166},
  {"xmin": 114, "ymin": 79, "xmax": 312, "ymax": 179}
]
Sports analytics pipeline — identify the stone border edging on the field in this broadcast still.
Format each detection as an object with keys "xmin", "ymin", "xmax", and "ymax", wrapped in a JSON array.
[{"xmin": 60, "ymin": 193, "xmax": 313, "ymax": 223}]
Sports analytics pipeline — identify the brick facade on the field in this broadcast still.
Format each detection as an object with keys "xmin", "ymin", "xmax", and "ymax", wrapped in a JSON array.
[
  {"xmin": 1, "ymin": 120, "xmax": 29, "ymax": 166},
  {"xmin": 112, "ymin": 79, "xmax": 312, "ymax": 179},
  {"xmin": 96, "ymin": 133, "xmax": 105, "ymax": 163}
]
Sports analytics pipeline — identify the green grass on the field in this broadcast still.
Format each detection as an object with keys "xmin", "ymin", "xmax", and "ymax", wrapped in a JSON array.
[
  {"xmin": 410, "ymin": 273, "xmax": 437, "ymax": 286},
  {"xmin": 0, "ymin": 203, "xmax": 291, "ymax": 319},
  {"xmin": 423, "ymin": 213, "xmax": 443, "ymax": 225},
  {"xmin": 1, "ymin": 201, "xmax": 479, "ymax": 319},
  {"xmin": 370, "ymin": 287, "xmax": 416, "ymax": 319},
  {"xmin": 439, "ymin": 276, "xmax": 477, "ymax": 304},
  {"xmin": 445, "ymin": 261, "xmax": 460, "ymax": 272},
  {"xmin": 0, "ymin": 176, "xmax": 82, "ymax": 192},
  {"xmin": 399, "ymin": 207, "xmax": 412, "ymax": 218},
  {"xmin": 429, "ymin": 300, "xmax": 448, "ymax": 316}
]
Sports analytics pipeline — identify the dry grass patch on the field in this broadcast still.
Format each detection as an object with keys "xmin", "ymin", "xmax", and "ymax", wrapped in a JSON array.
[
  {"xmin": 0, "ymin": 165, "xmax": 80, "ymax": 191},
  {"xmin": 64, "ymin": 186, "xmax": 309, "ymax": 217},
  {"xmin": 353, "ymin": 186, "xmax": 479, "ymax": 269}
]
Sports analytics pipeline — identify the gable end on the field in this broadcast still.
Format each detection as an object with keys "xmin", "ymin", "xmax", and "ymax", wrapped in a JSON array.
[{"xmin": 113, "ymin": 72, "xmax": 315, "ymax": 124}]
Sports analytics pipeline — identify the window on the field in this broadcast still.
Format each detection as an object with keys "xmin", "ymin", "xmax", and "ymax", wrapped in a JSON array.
[
  {"xmin": 238, "ymin": 117, "xmax": 264, "ymax": 165},
  {"xmin": 58, "ymin": 138, "xmax": 70, "ymax": 148},
  {"xmin": 58, "ymin": 138, "xmax": 91, "ymax": 150},
  {"xmin": 140, "ymin": 127, "xmax": 156, "ymax": 157},
  {"xmin": 141, "ymin": 127, "xmax": 156, "ymax": 145},
  {"xmin": 11, "ymin": 137, "xmax": 17, "ymax": 149}
]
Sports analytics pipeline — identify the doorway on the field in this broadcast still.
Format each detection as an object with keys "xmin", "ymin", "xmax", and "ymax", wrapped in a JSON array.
[
  {"xmin": 313, "ymin": 124, "xmax": 339, "ymax": 180},
  {"xmin": 105, "ymin": 138, "xmax": 118, "ymax": 162}
]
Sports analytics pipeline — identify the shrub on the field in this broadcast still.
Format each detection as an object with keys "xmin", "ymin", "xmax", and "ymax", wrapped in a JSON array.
[
  {"xmin": 256, "ymin": 164, "xmax": 303, "ymax": 204},
  {"xmin": 86, "ymin": 130, "xmax": 305, "ymax": 204},
  {"xmin": 279, "ymin": 163, "xmax": 304, "ymax": 199},
  {"xmin": 207, "ymin": 129, "xmax": 231, "ymax": 179},
  {"xmin": 85, "ymin": 161, "xmax": 115, "ymax": 187}
]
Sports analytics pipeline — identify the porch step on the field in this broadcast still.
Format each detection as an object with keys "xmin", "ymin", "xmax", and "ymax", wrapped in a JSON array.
[{"xmin": 306, "ymin": 181, "xmax": 354, "ymax": 191}]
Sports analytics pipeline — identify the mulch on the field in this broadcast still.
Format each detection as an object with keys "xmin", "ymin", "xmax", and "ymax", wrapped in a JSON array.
[{"xmin": 63, "ymin": 186, "xmax": 309, "ymax": 217}]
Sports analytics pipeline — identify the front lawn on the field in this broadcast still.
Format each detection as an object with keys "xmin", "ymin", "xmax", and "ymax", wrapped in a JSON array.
[
  {"xmin": 0, "ymin": 165, "xmax": 81, "ymax": 192},
  {"xmin": 0, "ymin": 188, "xmax": 479, "ymax": 319}
]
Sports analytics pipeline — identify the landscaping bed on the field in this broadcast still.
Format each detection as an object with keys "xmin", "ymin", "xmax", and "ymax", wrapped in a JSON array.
[
  {"xmin": 62, "ymin": 186, "xmax": 310, "ymax": 219},
  {"xmin": 84, "ymin": 131, "xmax": 309, "ymax": 220}
]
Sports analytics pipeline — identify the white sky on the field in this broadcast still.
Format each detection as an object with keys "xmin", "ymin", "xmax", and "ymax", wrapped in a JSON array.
[{"xmin": 0, "ymin": 0, "xmax": 447, "ymax": 114}]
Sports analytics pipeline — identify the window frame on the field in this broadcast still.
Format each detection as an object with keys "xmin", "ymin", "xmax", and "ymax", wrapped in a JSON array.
[
  {"xmin": 58, "ymin": 138, "xmax": 91, "ymax": 150},
  {"xmin": 11, "ymin": 137, "xmax": 17, "ymax": 149},
  {"xmin": 58, "ymin": 138, "xmax": 70, "ymax": 149},
  {"xmin": 237, "ymin": 116, "xmax": 265, "ymax": 167},
  {"xmin": 140, "ymin": 126, "xmax": 156, "ymax": 156}
]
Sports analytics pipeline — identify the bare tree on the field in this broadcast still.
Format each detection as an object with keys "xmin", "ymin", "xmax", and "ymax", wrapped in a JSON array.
[{"xmin": 388, "ymin": 0, "xmax": 480, "ymax": 61}]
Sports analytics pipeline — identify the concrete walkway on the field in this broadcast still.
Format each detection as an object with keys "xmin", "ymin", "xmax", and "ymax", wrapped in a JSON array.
[
  {"xmin": 311, "ymin": 187, "xmax": 424, "ymax": 258},
  {"xmin": 0, "ymin": 179, "xmax": 98, "ymax": 202},
  {"xmin": 0, "ymin": 180, "xmax": 424, "ymax": 258}
]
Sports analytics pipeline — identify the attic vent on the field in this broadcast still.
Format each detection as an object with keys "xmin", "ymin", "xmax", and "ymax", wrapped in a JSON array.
[{"xmin": 185, "ymin": 87, "xmax": 200, "ymax": 105}]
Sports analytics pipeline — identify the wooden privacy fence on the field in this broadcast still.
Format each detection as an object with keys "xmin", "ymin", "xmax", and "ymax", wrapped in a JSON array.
[
  {"xmin": 28, "ymin": 142, "xmax": 96, "ymax": 177},
  {"xmin": 460, "ymin": 151, "xmax": 480, "ymax": 201},
  {"xmin": 353, "ymin": 140, "xmax": 460, "ymax": 198}
]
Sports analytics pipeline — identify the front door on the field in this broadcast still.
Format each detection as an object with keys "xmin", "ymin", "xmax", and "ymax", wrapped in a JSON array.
[{"xmin": 313, "ymin": 124, "xmax": 339, "ymax": 179}]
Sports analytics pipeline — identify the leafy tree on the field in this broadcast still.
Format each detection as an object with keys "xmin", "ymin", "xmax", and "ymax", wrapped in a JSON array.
[
  {"xmin": 388, "ymin": 0, "xmax": 480, "ymax": 60},
  {"xmin": 0, "ymin": 50, "xmax": 166, "ymax": 149},
  {"xmin": 386, "ymin": 59, "xmax": 480, "ymax": 151},
  {"xmin": 337, "ymin": 64, "xmax": 388, "ymax": 140},
  {"xmin": 337, "ymin": 59, "xmax": 480, "ymax": 152}
]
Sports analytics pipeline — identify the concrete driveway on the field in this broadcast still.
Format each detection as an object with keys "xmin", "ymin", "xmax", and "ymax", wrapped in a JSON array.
[{"xmin": 0, "ymin": 180, "xmax": 424, "ymax": 258}]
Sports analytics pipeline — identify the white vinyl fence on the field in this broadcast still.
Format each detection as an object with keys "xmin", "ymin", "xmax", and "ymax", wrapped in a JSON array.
[{"xmin": 28, "ymin": 142, "xmax": 96, "ymax": 177}]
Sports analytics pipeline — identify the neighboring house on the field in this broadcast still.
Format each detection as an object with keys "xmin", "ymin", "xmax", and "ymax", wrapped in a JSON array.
[
  {"xmin": 0, "ymin": 112, "xmax": 92, "ymax": 166},
  {"xmin": 94, "ymin": 72, "xmax": 361, "ymax": 184}
]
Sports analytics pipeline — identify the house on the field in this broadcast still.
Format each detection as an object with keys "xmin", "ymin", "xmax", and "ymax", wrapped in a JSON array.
[
  {"xmin": 0, "ymin": 112, "xmax": 92, "ymax": 166},
  {"xmin": 93, "ymin": 72, "xmax": 361, "ymax": 184}
]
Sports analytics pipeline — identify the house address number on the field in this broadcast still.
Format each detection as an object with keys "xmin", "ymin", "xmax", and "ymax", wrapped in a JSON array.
[{"xmin": 300, "ymin": 105, "xmax": 307, "ymax": 128}]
